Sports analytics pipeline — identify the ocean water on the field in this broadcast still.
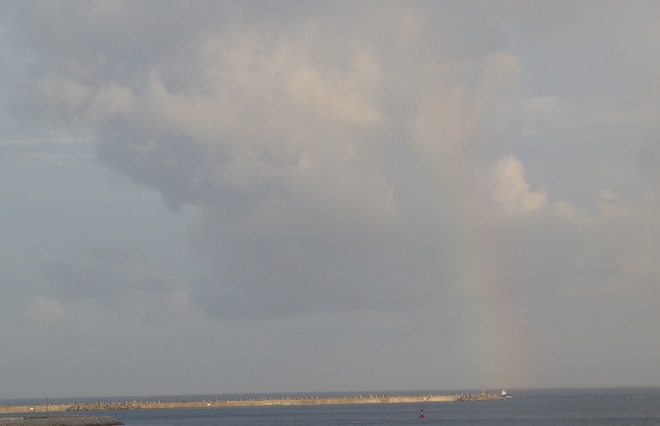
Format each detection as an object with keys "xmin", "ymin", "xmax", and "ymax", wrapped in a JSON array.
[{"xmin": 4, "ymin": 388, "xmax": 660, "ymax": 425}]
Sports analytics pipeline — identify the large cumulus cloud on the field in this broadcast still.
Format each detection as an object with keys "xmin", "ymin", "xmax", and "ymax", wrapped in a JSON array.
[
  {"xmin": 5, "ymin": 0, "xmax": 660, "ymax": 389},
  {"xmin": 7, "ymin": 1, "xmax": 531, "ymax": 319}
]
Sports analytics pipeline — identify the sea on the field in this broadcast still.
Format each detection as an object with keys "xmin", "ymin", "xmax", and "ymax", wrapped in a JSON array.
[{"xmin": 3, "ymin": 388, "xmax": 660, "ymax": 425}]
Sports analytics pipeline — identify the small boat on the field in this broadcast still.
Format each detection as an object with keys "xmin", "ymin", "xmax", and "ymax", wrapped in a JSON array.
[{"xmin": 501, "ymin": 389, "xmax": 512, "ymax": 399}]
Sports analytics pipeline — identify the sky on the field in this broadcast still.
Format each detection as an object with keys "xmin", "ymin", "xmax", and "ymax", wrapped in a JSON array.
[{"xmin": 1, "ymin": 0, "xmax": 660, "ymax": 399}]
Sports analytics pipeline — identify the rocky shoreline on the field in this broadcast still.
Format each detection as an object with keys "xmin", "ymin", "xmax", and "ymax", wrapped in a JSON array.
[{"xmin": 0, "ymin": 416, "xmax": 123, "ymax": 426}]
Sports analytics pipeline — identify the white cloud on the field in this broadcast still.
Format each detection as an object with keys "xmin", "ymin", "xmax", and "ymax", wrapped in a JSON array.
[
  {"xmin": 487, "ymin": 155, "xmax": 547, "ymax": 214},
  {"xmin": 26, "ymin": 297, "xmax": 67, "ymax": 326}
]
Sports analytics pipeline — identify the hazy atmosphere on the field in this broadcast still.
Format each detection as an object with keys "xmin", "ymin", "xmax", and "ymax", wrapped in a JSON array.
[{"xmin": 1, "ymin": 1, "xmax": 660, "ymax": 399}]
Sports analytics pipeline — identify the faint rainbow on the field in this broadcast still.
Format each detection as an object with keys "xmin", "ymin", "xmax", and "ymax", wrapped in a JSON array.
[{"xmin": 455, "ymin": 212, "xmax": 530, "ymax": 390}]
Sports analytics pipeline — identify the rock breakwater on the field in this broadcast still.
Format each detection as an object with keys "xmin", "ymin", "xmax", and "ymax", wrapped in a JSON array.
[
  {"xmin": 457, "ymin": 393, "xmax": 502, "ymax": 401},
  {"xmin": 0, "ymin": 393, "xmax": 503, "ymax": 414},
  {"xmin": 0, "ymin": 416, "xmax": 123, "ymax": 426},
  {"xmin": 66, "ymin": 403, "xmax": 141, "ymax": 411}
]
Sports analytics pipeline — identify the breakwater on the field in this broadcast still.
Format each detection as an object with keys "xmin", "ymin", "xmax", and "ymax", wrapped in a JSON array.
[
  {"xmin": 0, "ymin": 393, "xmax": 502, "ymax": 414},
  {"xmin": 0, "ymin": 416, "xmax": 123, "ymax": 426}
]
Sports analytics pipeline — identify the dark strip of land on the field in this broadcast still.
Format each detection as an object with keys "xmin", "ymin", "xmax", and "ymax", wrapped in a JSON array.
[
  {"xmin": 0, "ymin": 393, "xmax": 502, "ymax": 414},
  {"xmin": 0, "ymin": 416, "xmax": 123, "ymax": 426}
]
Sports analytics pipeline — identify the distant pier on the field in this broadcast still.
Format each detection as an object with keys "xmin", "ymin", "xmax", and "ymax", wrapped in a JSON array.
[{"xmin": 0, "ymin": 393, "xmax": 503, "ymax": 414}]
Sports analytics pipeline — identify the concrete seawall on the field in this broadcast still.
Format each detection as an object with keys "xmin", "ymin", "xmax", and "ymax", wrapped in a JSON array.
[{"xmin": 0, "ymin": 394, "xmax": 502, "ymax": 414}]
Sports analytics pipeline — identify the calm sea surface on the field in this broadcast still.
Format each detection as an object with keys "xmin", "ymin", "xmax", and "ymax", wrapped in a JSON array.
[{"xmin": 4, "ymin": 388, "xmax": 660, "ymax": 425}]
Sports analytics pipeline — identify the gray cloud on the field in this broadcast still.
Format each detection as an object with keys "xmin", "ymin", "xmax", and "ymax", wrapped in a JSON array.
[
  {"xmin": 3, "ymin": 0, "xmax": 660, "ymax": 394},
  {"xmin": 637, "ymin": 132, "xmax": 660, "ymax": 194},
  {"xmin": 14, "ymin": 2, "xmax": 525, "ymax": 320},
  {"xmin": 8, "ymin": 1, "xmax": 656, "ymax": 318}
]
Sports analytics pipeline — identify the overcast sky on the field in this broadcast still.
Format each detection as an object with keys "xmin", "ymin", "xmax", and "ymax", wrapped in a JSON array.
[{"xmin": 1, "ymin": 0, "xmax": 660, "ymax": 399}]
